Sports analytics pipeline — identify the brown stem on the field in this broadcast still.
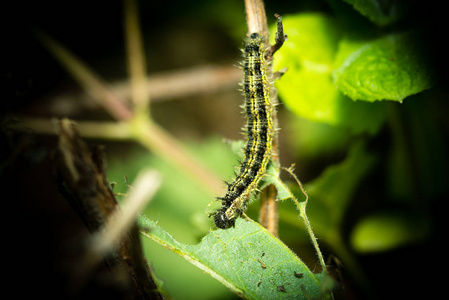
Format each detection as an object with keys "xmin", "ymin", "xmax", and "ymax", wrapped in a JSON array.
[
  {"xmin": 244, "ymin": 0, "xmax": 269, "ymax": 37},
  {"xmin": 259, "ymin": 185, "xmax": 279, "ymax": 235},
  {"xmin": 30, "ymin": 65, "xmax": 241, "ymax": 117}
]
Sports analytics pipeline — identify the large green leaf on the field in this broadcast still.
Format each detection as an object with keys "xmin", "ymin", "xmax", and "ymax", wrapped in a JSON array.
[
  {"xmin": 139, "ymin": 216, "xmax": 332, "ymax": 299},
  {"xmin": 341, "ymin": 0, "xmax": 408, "ymax": 26},
  {"xmin": 333, "ymin": 32, "xmax": 434, "ymax": 102},
  {"xmin": 271, "ymin": 13, "xmax": 387, "ymax": 134}
]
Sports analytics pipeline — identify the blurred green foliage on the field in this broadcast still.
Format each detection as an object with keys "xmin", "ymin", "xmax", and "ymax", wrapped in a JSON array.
[{"xmin": 350, "ymin": 210, "xmax": 430, "ymax": 253}]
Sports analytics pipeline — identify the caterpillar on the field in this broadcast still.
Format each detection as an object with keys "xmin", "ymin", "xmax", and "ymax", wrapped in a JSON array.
[{"xmin": 213, "ymin": 32, "xmax": 274, "ymax": 229}]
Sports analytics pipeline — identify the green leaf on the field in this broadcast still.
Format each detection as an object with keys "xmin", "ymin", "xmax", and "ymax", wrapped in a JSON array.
[
  {"xmin": 343, "ymin": 0, "xmax": 408, "ymax": 26},
  {"xmin": 139, "ymin": 215, "xmax": 332, "ymax": 299},
  {"xmin": 333, "ymin": 32, "xmax": 434, "ymax": 102},
  {"xmin": 304, "ymin": 141, "xmax": 377, "ymax": 234},
  {"xmin": 350, "ymin": 210, "xmax": 431, "ymax": 253},
  {"xmin": 341, "ymin": 0, "xmax": 409, "ymax": 26},
  {"xmin": 271, "ymin": 13, "xmax": 387, "ymax": 134}
]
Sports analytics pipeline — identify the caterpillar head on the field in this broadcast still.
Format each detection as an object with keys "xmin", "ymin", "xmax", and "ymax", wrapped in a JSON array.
[{"xmin": 214, "ymin": 208, "xmax": 235, "ymax": 229}]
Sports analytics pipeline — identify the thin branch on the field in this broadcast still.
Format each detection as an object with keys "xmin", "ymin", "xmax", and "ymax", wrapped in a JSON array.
[
  {"xmin": 34, "ymin": 30, "xmax": 134, "ymax": 121},
  {"xmin": 125, "ymin": 65, "xmax": 240, "ymax": 102},
  {"xmin": 267, "ymin": 14, "xmax": 288, "ymax": 60},
  {"xmin": 17, "ymin": 118, "xmax": 132, "ymax": 140},
  {"xmin": 124, "ymin": 0, "xmax": 150, "ymax": 112},
  {"xmin": 92, "ymin": 169, "xmax": 162, "ymax": 256},
  {"xmin": 38, "ymin": 65, "xmax": 241, "ymax": 117}
]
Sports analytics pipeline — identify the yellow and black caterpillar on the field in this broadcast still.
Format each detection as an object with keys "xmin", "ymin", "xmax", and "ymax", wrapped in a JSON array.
[{"xmin": 213, "ymin": 33, "xmax": 274, "ymax": 229}]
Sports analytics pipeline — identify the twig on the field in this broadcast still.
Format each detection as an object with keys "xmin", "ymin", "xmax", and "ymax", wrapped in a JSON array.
[
  {"xmin": 267, "ymin": 14, "xmax": 288, "ymax": 60},
  {"xmin": 125, "ymin": 65, "xmax": 240, "ymax": 102},
  {"xmin": 124, "ymin": 0, "xmax": 150, "ymax": 112},
  {"xmin": 34, "ymin": 30, "xmax": 134, "ymax": 121},
  {"xmin": 91, "ymin": 169, "xmax": 162, "ymax": 256},
  {"xmin": 17, "ymin": 118, "xmax": 132, "ymax": 140},
  {"xmin": 30, "ymin": 65, "xmax": 241, "ymax": 117}
]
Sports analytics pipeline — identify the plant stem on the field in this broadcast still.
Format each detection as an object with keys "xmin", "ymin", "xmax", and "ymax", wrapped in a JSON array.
[
  {"xmin": 124, "ymin": 0, "xmax": 150, "ymax": 112},
  {"xmin": 244, "ymin": 0, "xmax": 269, "ymax": 37},
  {"xmin": 17, "ymin": 118, "xmax": 132, "ymax": 140},
  {"xmin": 299, "ymin": 204, "xmax": 327, "ymax": 273},
  {"xmin": 284, "ymin": 166, "xmax": 328, "ymax": 274}
]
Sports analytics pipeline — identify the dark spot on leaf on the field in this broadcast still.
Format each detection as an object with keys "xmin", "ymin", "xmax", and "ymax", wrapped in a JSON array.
[{"xmin": 277, "ymin": 285, "xmax": 287, "ymax": 292}]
